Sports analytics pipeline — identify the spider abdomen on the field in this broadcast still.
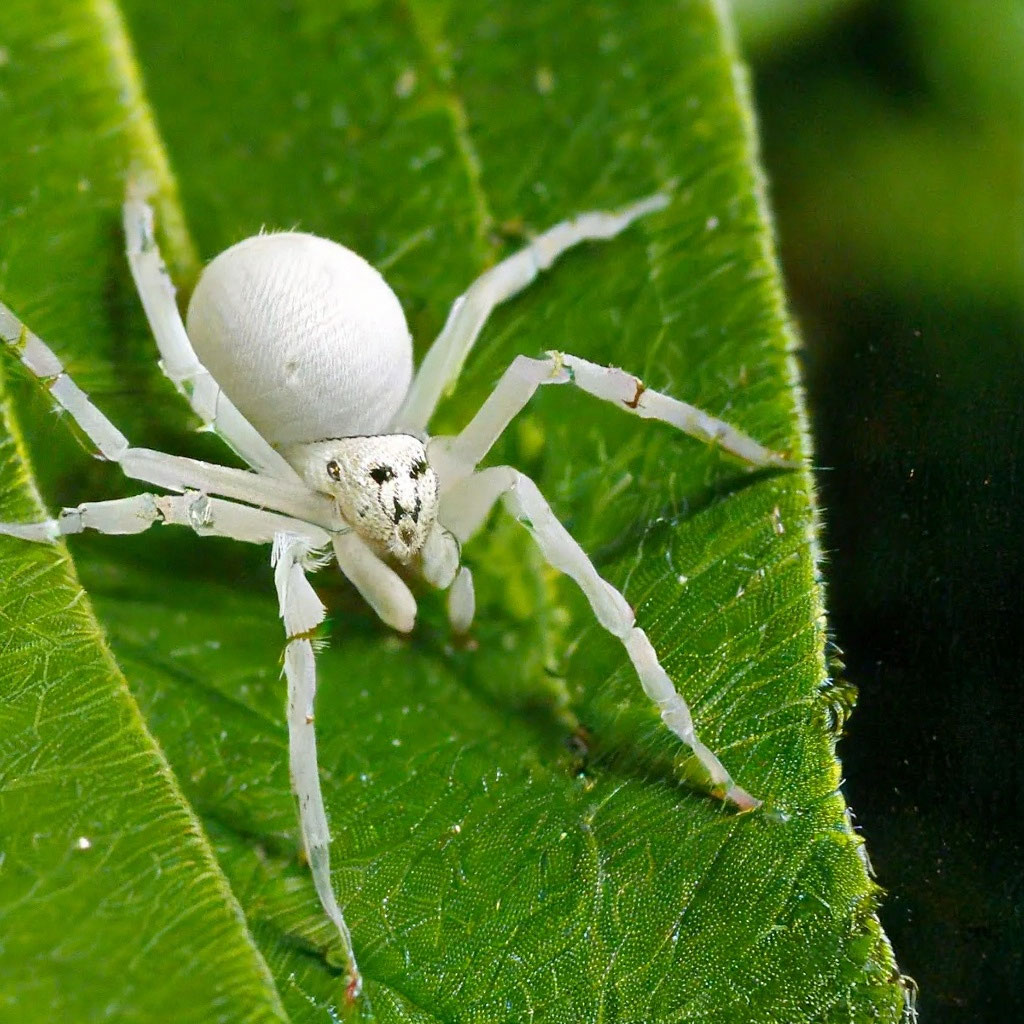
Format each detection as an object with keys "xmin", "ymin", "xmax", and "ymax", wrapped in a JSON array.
[{"xmin": 186, "ymin": 232, "xmax": 413, "ymax": 446}]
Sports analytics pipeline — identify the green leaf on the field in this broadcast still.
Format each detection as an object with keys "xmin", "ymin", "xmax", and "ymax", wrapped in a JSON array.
[{"xmin": 0, "ymin": 1, "xmax": 906, "ymax": 1021}]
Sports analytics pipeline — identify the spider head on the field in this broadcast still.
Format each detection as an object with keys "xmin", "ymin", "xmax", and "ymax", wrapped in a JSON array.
[{"xmin": 287, "ymin": 435, "xmax": 438, "ymax": 562}]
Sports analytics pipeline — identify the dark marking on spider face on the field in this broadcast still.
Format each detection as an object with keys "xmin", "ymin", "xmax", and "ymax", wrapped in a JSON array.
[
  {"xmin": 624, "ymin": 378, "xmax": 647, "ymax": 409},
  {"xmin": 410, "ymin": 458, "xmax": 428, "ymax": 479},
  {"xmin": 391, "ymin": 495, "xmax": 422, "ymax": 524},
  {"xmin": 370, "ymin": 465, "xmax": 395, "ymax": 484}
]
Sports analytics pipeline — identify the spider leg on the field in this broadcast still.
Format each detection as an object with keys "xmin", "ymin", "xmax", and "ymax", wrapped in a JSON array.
[
  {"xmin": 123, "ymin": 192, "xmax": 300, "ymax": 483},
  {"xmin": 121, "ymin": 449, "xmax": 338, "ymax": 527},
  {"xmin": 429, "ymin": 352, "xmax": 795, "ymax": 490},
  {"xmin": 439, "ymin": 466, "xmax": 759, "ymax": 811},
  {"xmin": 2, "ymin": 301, "xmax": 131, "ymax": 462},
  {"xmin": 392, "ymin": 192, "xmax": 669, "ymax": 434},
  {"xmin": 272, "ymin": 533, "xmax": 361, "ymax": 998},
  {"xmin": 0, "ymin": 491, "xmax": 330, "ymax": 548},
  {"xmin": 1, "ymin": 302, "xmax": 340, "ymax": 530}
]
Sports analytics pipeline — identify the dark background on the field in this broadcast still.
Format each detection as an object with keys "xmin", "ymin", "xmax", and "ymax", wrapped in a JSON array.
[{"xmin": 734, "ymin": 0, "xmax": 1024, "ymax": 1020}]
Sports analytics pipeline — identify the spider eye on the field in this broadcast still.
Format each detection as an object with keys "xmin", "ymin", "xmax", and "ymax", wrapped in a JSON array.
[
  {"xmin": 326, "ymin": 460, "xmax": 342, "ymax": 481},
  {"xmin": 369, "ymin": 465, "xmax": 395, "ymax": 485},
  {"xmin": 410, "ymin": 459, "xmax": 428, "ymax": 479}
]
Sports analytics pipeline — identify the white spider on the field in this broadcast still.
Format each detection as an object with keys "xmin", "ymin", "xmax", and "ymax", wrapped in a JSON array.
[{"xmin": 0, "ymin": 187, "xmax": 794, "ymax": 998}]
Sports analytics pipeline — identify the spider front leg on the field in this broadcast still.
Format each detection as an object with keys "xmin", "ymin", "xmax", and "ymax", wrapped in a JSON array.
[
  {"xmin": 429, "ymin": 352, "xmax": 795, "ymax": 489},
  {"xmin": 272, "ymin": 534, "xmax": 361, "ymax": 999},
  {"xmin": 438, "ymin": 467, "xmax": 760, "ymax": 811},
  {"xmin": 392, "ymin": 192, "xmax": 669, "ymax": 434}
]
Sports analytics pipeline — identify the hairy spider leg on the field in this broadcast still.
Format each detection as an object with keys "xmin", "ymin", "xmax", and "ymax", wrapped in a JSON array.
[
  {"xmin": 272, "ymin": 533, "xmax": 361, "ymax": 999},
  {"xmin": 392, "ymin": 192, "xmax": 670, "ymax": 435},
  {"xmin": 123, "ymin": 192, "xmax": 300, "ymax": 483}
]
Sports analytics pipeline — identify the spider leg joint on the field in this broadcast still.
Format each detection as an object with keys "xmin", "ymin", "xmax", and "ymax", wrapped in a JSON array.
[{"xmin": 623, "ymin": 378, "xmax": 647, "ymax": 409}]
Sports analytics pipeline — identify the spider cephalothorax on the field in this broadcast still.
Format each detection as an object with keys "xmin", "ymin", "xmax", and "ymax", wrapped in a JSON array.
[{"xmin": 284, "ymin": 434, "xmax": 438, "ymax": 562}]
